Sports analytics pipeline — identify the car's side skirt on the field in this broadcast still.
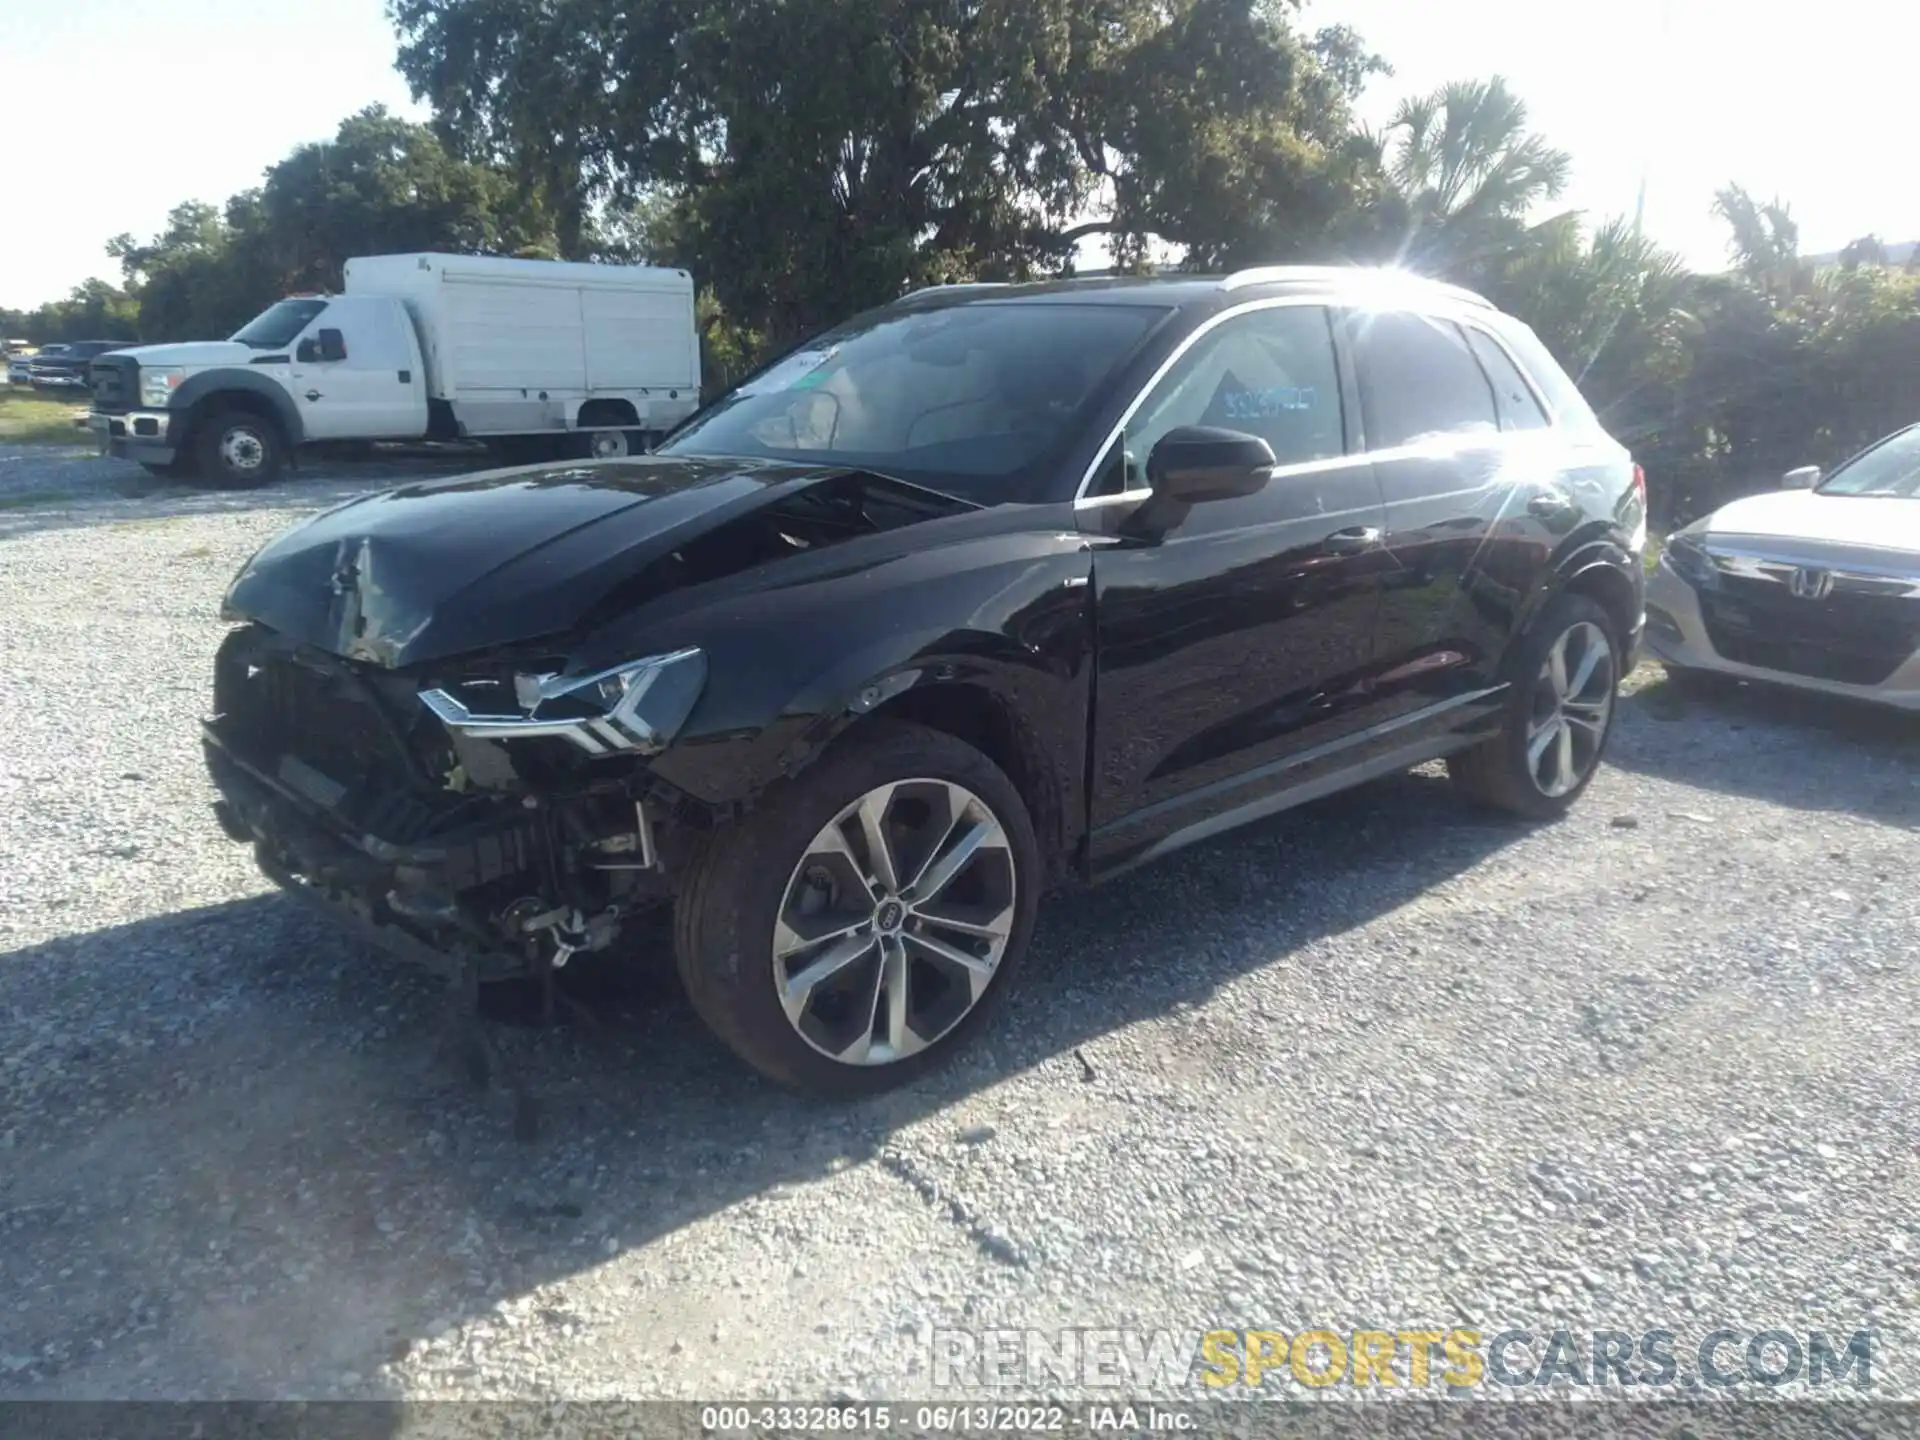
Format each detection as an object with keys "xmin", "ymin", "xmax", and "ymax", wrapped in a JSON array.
[{"xmin": 1087, "ymin": 686, "xmax": 1507, "ymax": 882}]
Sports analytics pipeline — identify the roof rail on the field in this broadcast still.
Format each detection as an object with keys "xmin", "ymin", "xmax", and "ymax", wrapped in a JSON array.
[
  {"xmin": 898, "ymin": 281, "xmax": 1013, "ymax": 302},
  {"xmin": 1220, "ymin": 264, "xmax": 1493, "ymax": 308}
]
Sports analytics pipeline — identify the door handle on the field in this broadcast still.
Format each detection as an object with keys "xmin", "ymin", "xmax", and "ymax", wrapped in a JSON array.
[
  {"xmin": 1528, "ymin": 491, "xmax": 1574, "ymax": 517},
  {"xmin": 1320, "ymin": 526, "xmax": 1383, "ymax": 555},
  {"xmin": 305, "ymin": 390, "xmax": 322, "ymax": 401}
]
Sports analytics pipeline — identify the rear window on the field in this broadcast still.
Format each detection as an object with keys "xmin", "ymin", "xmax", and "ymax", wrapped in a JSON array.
[
  {"xmin": 1486, "ymin": 317, "xmax": 1604, "ymax": 433},
  {"xmin": 1349, "ymin": 310, "xmax": 1499, "ymax": 449},
  {"xmin": 1463, "ymin": 327, "xmax": 1550, "ymax": 431}
]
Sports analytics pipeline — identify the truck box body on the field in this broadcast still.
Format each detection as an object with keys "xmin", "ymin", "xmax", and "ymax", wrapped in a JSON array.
[{"xmin": 343, "ymin": 253, "xmax": 701, "ymax": 436}]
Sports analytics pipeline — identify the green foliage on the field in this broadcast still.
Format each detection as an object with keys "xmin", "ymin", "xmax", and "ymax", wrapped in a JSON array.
[
  {"xmin": 78, "ymin": 107, "xmax": 561, "ymax": 344},
  {"xmin": 390, "ymin": 0, "xmax": 1384, "ymax": 346}
]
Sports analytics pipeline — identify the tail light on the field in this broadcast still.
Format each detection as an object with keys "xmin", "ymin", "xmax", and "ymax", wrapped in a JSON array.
[{"xmin": 1632, "ymin": 463, "xmax": 1646, "ymax": 505}]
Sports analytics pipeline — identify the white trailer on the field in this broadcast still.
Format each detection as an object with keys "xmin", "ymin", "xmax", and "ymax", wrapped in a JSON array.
[{"xmin": 342, "ymin": 253, "xmax": 700, "ymax": 444}]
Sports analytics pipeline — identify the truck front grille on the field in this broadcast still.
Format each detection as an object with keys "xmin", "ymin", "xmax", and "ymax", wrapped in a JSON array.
[{"xmin": 90, "ymin": 356, "xmax": 137, "ymax": 414}]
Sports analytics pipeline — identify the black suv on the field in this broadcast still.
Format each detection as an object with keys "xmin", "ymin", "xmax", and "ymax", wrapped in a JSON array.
[{"xmin": 205, "ymin": 267, "xmax": 1646, "ymax": 1096}]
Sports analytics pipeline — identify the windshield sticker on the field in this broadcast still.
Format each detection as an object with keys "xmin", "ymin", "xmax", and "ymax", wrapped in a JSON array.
[
  {"xmin": 1222, "ymin": 386, "xmax": 1319, "ymax": 420},
  {"xmin": 741, "ymin": 347, "xmax": 839, "ymax": 396}
]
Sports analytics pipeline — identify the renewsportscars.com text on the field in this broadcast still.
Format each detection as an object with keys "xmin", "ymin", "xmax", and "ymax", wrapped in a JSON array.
[{"xmin": 929, "ymin": 1327, "xmax": 1875, "ymax": 1392}]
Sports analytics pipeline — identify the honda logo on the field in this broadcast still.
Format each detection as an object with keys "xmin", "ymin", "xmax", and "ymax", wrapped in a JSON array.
[{"xmin": 1788, "ymin": 567, "xmax": 1834, "ymax": 600}]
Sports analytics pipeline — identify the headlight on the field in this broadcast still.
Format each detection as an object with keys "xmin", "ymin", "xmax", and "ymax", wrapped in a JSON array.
[
  {"xmin": 1662, "ymin": 533, "xmax": 1718, "ymax": 590},
  {"xmin": 139, "ymin": 366, "xmax": 186, "ymax": 407},
  {"xmin": 419, "ymin": 647, "xmax": 707, "ymax": 757}
]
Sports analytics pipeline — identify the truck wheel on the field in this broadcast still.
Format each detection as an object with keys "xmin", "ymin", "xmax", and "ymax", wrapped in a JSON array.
[
  {"xmin": 195, "ymin": 410, "xmax": 285, "ymax": 488},
  {"xmin": 574, "ymin": 429, "xmax": 633, "ymax": 460},
  {"xmin": 674, "ymin": 720, "xmax": 1040, "ymax": 1098}
]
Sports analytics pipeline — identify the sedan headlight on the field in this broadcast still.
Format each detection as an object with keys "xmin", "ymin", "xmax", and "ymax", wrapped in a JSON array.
[
  {"xmin": 419, "ymin": 647, "xmax": 707, "ymax": 757},
  {"xmin": 1662, "ymin": 532, "xmax": 1719, "ymax": 590},
  {"xmin": 140, "ymin": 366, "xmax": 186, "ymax": 408}
]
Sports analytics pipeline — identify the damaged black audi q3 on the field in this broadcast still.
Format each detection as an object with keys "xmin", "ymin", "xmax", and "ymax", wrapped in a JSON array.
[{"xmin": 205, "ymin": 267, "xmax": 1647, "ymax": 1097}]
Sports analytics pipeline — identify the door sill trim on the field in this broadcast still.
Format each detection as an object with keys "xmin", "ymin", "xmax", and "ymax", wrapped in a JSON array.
[{"xmin": 1090, "ymin": 685, "xmax": 1506, "ymax": 880}]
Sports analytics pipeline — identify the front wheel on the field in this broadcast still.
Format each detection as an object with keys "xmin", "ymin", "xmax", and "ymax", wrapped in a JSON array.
[
  {"xmin": 1449, "ymin": 594, "xmax": 1620, "ymax": 819},
  {"xmin": 674, "ymin": 720, "xmax": 1041, "ymax": 1097},
  {"xmin": 194, "ymin": 409, "xmax": 285, "ymax": 488}
]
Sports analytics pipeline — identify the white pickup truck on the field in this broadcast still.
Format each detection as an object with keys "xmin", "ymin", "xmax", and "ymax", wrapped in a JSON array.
[{"xmin": 87, "ymin": 253, "xmax": 701, "ymax": 486}]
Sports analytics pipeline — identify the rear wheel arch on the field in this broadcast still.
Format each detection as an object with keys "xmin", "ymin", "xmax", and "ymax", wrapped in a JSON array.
[
  {"xmin": 1559, "ymin": 558, "xmax": 1641, "ymax": 654},
  {"xmin": 575, "ymin": 397, "xmax": 641, "ymax": 429}
]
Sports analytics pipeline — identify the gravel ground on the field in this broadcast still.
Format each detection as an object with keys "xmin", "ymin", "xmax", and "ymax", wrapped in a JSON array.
[{"xmin": 1, "ymin": 445, "xmax": 1918, "ymax": 1408}]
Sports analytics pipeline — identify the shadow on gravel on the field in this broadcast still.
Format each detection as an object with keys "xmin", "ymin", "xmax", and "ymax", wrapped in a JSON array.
[
  {"xmin": 0, "ymin": 767, "xmax": 1520, "ymax": 1400},
  {"xmin": 1608, "ymin": 670, "xmax": 1920, "ymax": 820}
]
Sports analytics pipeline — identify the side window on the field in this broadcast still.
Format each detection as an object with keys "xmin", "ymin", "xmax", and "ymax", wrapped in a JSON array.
[
  {"xmin": 1118, "ymin": 305, "xmax": 1345, "ymax": 490},
  {"xmin": 1463, "ymin": 326, "xmax": 1550, "ymax": 431},
  {"xmin": 1349, "ymin": 310, "xmax": 1499, "ymax": 450}
]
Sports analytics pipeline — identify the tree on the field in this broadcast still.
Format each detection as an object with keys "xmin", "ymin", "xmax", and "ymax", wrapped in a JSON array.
[
  {"xmin": 1374, "ymin": 75, "xmax": 1572, "ymax": 274},
  {"xmin": 391, "ymin": 0, "xmax": 1385, "ymax": 349},
  {"xmin": 1838, "ymin": 234, "xmax": 1888, "ymax": 269},
  {"xmin": 102, "ymin": 107, "xmax": 561, "ymax": 342}
]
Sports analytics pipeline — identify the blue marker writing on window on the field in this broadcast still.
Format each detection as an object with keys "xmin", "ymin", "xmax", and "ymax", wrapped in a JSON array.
[{"xmin": 1222, "ymin": 386, "xmax": 1317, "ymax": 420}]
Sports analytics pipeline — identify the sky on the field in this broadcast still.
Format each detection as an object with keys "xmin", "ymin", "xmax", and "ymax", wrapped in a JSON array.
[{"xmin": 1, "ymin": 0, "xmax": 1916, "ymax": 310}]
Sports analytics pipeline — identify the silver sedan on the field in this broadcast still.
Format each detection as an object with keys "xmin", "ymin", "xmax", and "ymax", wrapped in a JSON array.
[{"xmin": 1646, "ymin": 422, "xmax": 1920, "ymax": 710}]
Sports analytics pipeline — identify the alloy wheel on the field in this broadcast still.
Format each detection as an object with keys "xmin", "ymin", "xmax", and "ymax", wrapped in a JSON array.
[
  {"xmin": 588, "ymin": 430, "xmax": 630, "ymax": 459},
  {"xmin": 1526, "ymin": 620, "xmax": 1615, "ymax": 798},
  {"xmin": 773, "ymin": 779, "xmax": 1016, "ymax": 1066}
]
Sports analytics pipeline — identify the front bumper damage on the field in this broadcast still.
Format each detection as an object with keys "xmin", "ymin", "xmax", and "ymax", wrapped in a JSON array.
[
  {"xmin": 201, "ymin": 624, "xmax": 702, "ymax": 989},
  {"xmin": 204, "ymin": 728, "xmax": 544, "ymax": 984}
]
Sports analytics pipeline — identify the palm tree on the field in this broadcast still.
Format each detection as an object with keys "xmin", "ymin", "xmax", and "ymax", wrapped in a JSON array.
[
  {"xmin": 1711, "ymin": 184, "xmax": 1809, "ymax": 298},
  {"xmin": 1379, "ymin": 76, "xmax": 1573, "ymax": 272}
]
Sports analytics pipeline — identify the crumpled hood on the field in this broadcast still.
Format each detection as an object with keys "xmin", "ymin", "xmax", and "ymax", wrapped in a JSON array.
[
  {"xmin": 221, "ymin": 454, "xmax": 973, "ymax": 668},
  {"xmin": 1693, "ymin": 489, "xmax": 1920, "ymax": 559},
  {"xmin": 111, "ymin": 340, "xmax": 257, "ymax": 367}
]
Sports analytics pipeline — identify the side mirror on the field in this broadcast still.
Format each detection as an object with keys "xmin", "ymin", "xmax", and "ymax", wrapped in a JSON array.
[
  {"xmin": 1146, "ymin": 426, "xmax": 1276, "ymax": 505},
  {"xmin": 316, "ymin": 328, "xmax": 347, "ymax": 363},
  {"xmin": 295, "ymin": 339, "xmax": 318, "ymax": 363},
  {"xmin": 1782, "ymin": 465, "xmax": 1821, "ymax": 490}
]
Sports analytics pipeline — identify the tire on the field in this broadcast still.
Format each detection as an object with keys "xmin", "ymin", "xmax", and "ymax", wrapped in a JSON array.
[
  {"xmin": 674, "ymin": 719, "xmax": 1041, "ymax": 1097},
  {"xmin": 1448, "ymin": 594, "xmax": 1622, "ymax": 820},
  {"xmin": 571, "ymin": 428, "xmax": 635, "ymax": 460},
  {"xmin": 139, "ymin": 457, "xmax": 195, "ymax": 479},
  {"xmin": 194, "ymin": 409, "xmax": 285, "ymax": 488}
]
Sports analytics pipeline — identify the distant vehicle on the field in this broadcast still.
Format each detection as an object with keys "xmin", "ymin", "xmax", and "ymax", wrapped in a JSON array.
[
  {"xmin": 203, "ymin": 265, "xmax": 1647, "ymax": 1097},
  {"xmin": 1648, "ymin": 422, "xmax": 1920, "ymax": 709},
  {"xmin": 11, "ymin": 342, "xmax": 69, "ymax": 383},
  {"xmin": 28, "ymin": 340, "xmax": 130, "ymax": 390},
  {"xmin": 87, "ymin": 253, "xmax": 701, "ymax": 485}
]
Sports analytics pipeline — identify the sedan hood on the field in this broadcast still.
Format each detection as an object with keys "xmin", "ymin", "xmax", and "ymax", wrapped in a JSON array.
[
  {"xmin": 1695, "ymin": 489, "xmax": 1920, "ymax": 557},
  {"xmin": 222, "ymin": 455, "xmax": 977, "ymax": 668}
]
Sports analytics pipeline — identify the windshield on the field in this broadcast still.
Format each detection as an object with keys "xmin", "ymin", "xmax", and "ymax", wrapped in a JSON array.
[
  {"xmin": 1817, "ymin": 425, "xmax": 1920, "ymax": 498},
  {"xmin": 231, "ymin": 299, "xmax": 328, "ymax": 350},
  {"xmin": 658, "ymin": 301, "xmax": 1168, "ymax": 503}
]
